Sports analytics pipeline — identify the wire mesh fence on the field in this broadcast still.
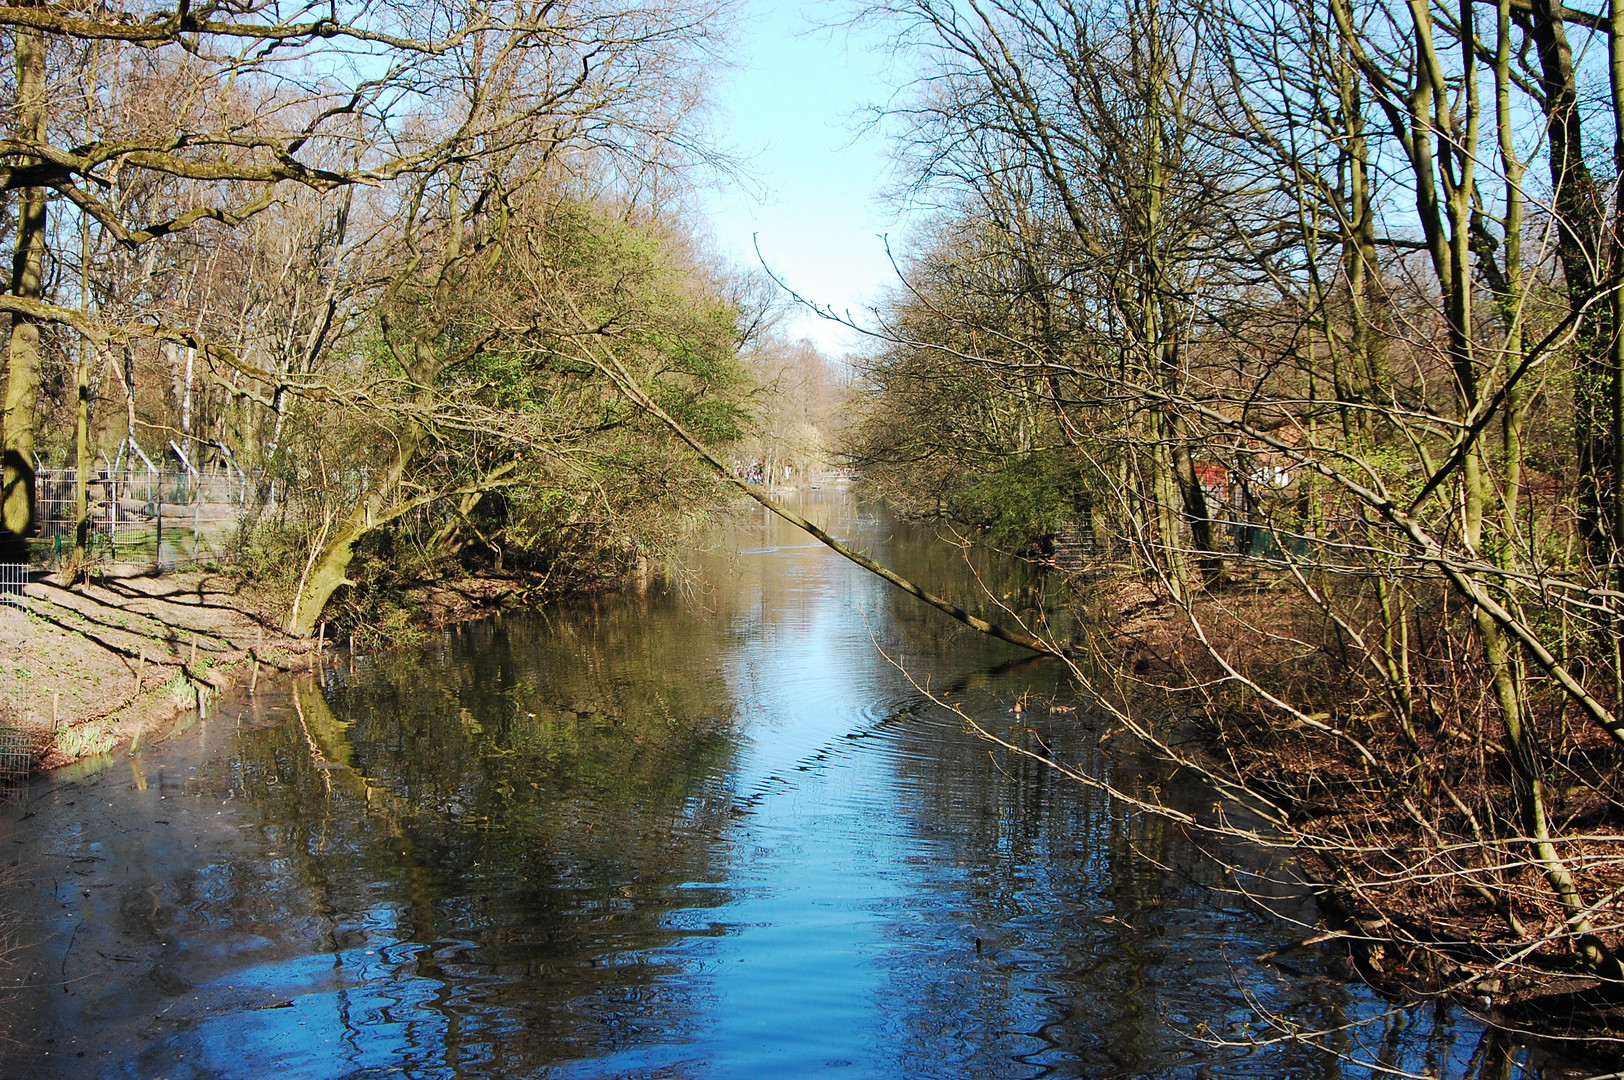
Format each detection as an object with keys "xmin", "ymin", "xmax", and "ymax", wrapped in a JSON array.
[
  {"xmin": 0, "ymin": 561, "xmax": 27, "ymax": 607},
  {"xmin": 34, "ymin": 457, "xmax": 253, "ymax": 572},
  {"xmin": 0, "ymin": 723, "xmax": 29, "ymax": 803}
]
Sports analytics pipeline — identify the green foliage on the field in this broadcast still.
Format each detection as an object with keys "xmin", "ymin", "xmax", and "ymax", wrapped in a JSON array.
[
  {"xmin": 948, "ymin": 454, "xmax": 1088, "ymax": 547},
  {"xmin": 166, "ymin": 672, "xmax": 196, "ymax": 710},
  {"xmin": 54, "ymin": 720, "xmax": 116, "ymax": 760},
  {"xmin": 241, "ymin": 191, "xmax": 760, "ymax": 630}
]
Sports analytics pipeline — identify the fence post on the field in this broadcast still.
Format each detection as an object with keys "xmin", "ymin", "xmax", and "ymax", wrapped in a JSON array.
[{"xmin": 106, "ymin": 472, "xmax": 116, "ymax": 555}]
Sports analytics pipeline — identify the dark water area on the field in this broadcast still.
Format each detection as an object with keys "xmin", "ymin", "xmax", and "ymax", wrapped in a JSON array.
[{"xmin": 0, "ymin": 487, "xmax": 1580, "ymax": 1078}]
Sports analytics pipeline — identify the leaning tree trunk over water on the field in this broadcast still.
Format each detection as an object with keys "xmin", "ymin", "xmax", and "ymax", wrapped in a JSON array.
[
  {"xmin": 287, "ymin": 448, "xmax": 520, "ymax": 638},
  {"xmin": 288, "ymin": 419, "xmax": 424, "ymax": 638}
]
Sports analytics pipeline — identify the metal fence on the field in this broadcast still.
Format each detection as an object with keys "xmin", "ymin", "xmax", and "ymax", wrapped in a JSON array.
[
  {"xmin": 0, "ymin": 561, "xmax": 27, "ymax": 606},
  {"xmin": 0, "ymin": 724, "xmax": 28, "ymax": 803},
  {"xmin": 0, "ymin": 561, "xmax": 31, "ymax": 795},
  {"xmin": 35, "ymin": 455, "xmax": 252, "ymax": 571}
]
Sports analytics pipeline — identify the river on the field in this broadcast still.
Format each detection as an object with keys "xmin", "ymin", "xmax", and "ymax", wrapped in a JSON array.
[{"xmin": 0, "ymin": 486, "xmax": 1569, "ymax": 1077}]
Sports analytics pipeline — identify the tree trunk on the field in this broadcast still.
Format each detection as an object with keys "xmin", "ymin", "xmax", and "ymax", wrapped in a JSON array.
[
  {"xmin": 0, "ymin": 23, "xmax": 48, "ymax": 558},
  {"xmin": 1477, "ymin": 604, "xmax": 1624, "ymax": 979},
  {"xmin": 73, "ymin": 352, "xmax": 91, "ymax": 566},
  {"xmin": 1528, "ymin": 0, "xmax": 1613, "ymax": 552},
  {"xmin": 288, "ymin": 420, "xmax": 424, "ymax": 636},
  {"xmin": 289, "ymin": 521, "xmax": 367, "ymax": 638},
  {"xmin": 1608, "ymin": 0, "xmax": 1624, "ymax": 580}
]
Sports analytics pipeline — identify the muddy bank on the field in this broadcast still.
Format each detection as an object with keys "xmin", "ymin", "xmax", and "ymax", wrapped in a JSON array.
[
  {"xmin": 0, "ymin": 570, "xmax": 300, "ymax": 767},
  {"xmin": 0, "ymin": 568, "xmax": 522, "ymax": 770}
]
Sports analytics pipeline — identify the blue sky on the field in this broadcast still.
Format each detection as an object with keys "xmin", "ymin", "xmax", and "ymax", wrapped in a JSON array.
[{"xmin": 703, "ymin": 3, "xmax": 913, "ymax": 358}]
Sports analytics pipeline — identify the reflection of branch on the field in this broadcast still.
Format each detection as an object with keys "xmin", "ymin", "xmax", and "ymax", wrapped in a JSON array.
[
  {"xmin": 1200, "ymin": 971, "xmax": 1437, "ymax": 1080},
  {"xmin": 291, "ymin": 680, "xmax": 334, "ymax": 797},
  {"xmin": 874, "ymin": 629, "xmax": 1289, "ymax": 838}
]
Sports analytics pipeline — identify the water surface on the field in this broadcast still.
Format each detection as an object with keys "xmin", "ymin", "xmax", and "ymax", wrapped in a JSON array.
[{"xmin": 0, "ymin": 488, "xmax": 1565, "ymax": 1077}]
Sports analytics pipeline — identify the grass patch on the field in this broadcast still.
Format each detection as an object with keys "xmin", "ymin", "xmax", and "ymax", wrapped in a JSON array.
[{"xmin": 54, "ymin": 720, "xmax": 116, "ymax": 759}]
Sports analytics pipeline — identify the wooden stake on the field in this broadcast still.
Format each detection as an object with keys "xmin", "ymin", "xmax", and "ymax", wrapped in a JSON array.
[
  {"xmin": 136, "ymin": 648, "xmax": 146, "ymax": 692},
  {"xmin": 250, "ymin": 625, "xmax": 264, "ymax": 695},
  {"xmin": 189, "ymin": 634, "xmax": 197, "ymax": 666},
  {"xmin": 52, "ymin": 690, "xmax": 59, "ymax": 730},
  {"xmin": 317, "ymin": 622, "xmax": 326, "ymax": 653}
]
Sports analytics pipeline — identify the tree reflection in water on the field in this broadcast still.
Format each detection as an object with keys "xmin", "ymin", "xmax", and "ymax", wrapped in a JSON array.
[
  {"xmin": 0, "ymin": 488, "xmax": 1587, "ymax": 1078},
  {"xmin": 233, "ymin": 596, "xmax": 747, "ymax": 1075}
]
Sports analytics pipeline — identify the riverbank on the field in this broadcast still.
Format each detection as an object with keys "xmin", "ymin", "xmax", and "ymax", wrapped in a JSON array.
[
  {"xmin": 2, "ymin": 480, "xmax": 807, "ymax": 772},
  {"xmin": 0, "ymin": 569, "xmax": 302, "ymax": 768},
  {"xmin": 0, "ymin": 566, "xmax": 528, "ymax": 769},
  {"xmin": 1071, "ymin": 566, "xmax": 1624, "ymax": 1053}
]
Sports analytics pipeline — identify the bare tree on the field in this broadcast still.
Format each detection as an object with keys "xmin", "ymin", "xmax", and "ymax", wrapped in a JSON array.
[
  {"xmin": 0, "ymin": 0, "xmax": 735, "ymax": 559},
  {"xmin": 850, "ymin": 0, "xmax": 1624, "ymax": 1038}
]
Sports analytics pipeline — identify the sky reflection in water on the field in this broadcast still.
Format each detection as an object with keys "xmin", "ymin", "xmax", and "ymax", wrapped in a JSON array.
[{"xmin": 1, "ymin": 488, "xmax": 1558, "ymax": 1079}]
